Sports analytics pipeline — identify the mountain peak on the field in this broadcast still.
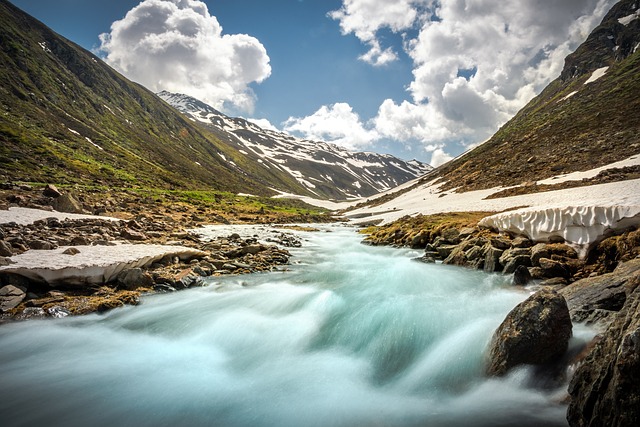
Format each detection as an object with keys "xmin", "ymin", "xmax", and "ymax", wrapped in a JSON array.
[{"xmin": 159, "ymin": 91, "xmax": 433, "ymax": 200}]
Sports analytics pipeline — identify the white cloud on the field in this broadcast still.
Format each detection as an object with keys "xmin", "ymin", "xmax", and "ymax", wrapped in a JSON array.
[
  {"xmin": 325, "ymin": 0, "xmax": 615, "ymax": 164},
  {"xmin": 328, "ymin": 0, "xmax": 429, "ymax": 66},
  {"xmin": 429, "ymin": 148, "xmax": 453, "ymax": 168},
  {"xmin": 283, "ymin": 103, "xmax": 379, "ymax": 150},
  {"xmin": 246, "ymin": 118, "xmax": 279, "ymax": 132},
  {"xmin": 98, "ymin": 0, "xmax": 271, "ymax": 114}
]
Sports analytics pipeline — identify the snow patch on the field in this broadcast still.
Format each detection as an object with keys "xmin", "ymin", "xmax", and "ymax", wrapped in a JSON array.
[
  {"xmin": 479, "ymin": 205, "xmax": 640, "ymax": 257},
  {"xmin": 0, "ymin": 244, "xmax": 205, "ymax": 285},
  {"xmin": 561, "ymin": 91, "xmax": 578, "ymax": 101},
  {"xmin": 618, "ymin": 11, "xmax": 639, "ymax": 26},
  {"xmin": 85, "ymin": 137, "xmax": 103, "ymax": 151},
  {"xmin": 68, "ymin": 128, "xmax": 80, "ymax": 136},
  {"xmin": 0, "ymin": 207, "xmax": 120, "ymax": 226},
  {"xmin": 584, "ymin": 66, "xmax": 609, "ymax": 84}
]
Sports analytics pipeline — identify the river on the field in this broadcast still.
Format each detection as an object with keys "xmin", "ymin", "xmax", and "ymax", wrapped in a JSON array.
[{"xmin": 0, "ymin": 225, "xmax": 588, "ymax": 426}]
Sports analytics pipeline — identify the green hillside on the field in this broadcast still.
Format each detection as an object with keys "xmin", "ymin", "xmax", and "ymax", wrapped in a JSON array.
[{"xmin": 0, "ymin": 0, "xmax": 311, "ymax": 197}]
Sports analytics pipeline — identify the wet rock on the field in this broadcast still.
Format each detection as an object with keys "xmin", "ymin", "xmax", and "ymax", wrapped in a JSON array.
[
  {"xmin": 486, "ymin": 289, "xmax": 572, "ymax": 376},
  {"xmin": 567, "ymin": 279, "xmax": 640, "ymax": 427},
  {"xmin": 436, "ymin": 244, "xmax": 458, "ymax": 259},
  {"xmin": 440, "ymin": 227, "xmax": 461, "ymax": 244},
  {"xmin": 47, "ymin": 305, "xmax": 70, "ymax": 318},
  {"xmin": 0, "ymin": 284, "xmax": 26, "ymax": 312},
  {"xmin": 512, "ymin": 265, "xmax": 532, "ymax": 286},
  {"xmin": 560, "ymin": 258, "xmax": 640, "ymax": 327},
  {"xmin": 484, "ymin": 246, "xmax": 505, "ymax": 273},
  {"xmin": 502, "ymin": 255, "xmax": 531, "ymax": 274}
]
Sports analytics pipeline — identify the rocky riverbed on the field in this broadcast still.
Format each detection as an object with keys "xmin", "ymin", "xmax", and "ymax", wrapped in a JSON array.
[
  {"xmin": 363, "ymin": 213, "xmax": 640, "ymax": 426},
  {"xmin": 0, "ymin": 185, "xmax": 313, "ymax": 323}
]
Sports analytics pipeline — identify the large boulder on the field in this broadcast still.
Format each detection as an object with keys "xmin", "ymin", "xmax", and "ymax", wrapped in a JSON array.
[
  {"xmin": 486, "ymin": 289, "xmax": 572, "ymax": 376},
  {"xmin": 560, "ymin": 258, "xmax": 640, "ymax": 327},
  {"xmin": 567, "ymin": 277, "xmax": 640, "ymax": 427}
]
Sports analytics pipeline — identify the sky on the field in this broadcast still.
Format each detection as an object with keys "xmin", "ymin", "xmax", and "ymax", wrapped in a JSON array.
[{"xmin": 10, "ymin": 0, "xmax": 615, "ymax": 166}]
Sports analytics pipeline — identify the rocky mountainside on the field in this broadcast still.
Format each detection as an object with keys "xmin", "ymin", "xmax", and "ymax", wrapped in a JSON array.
[
  {"xmin": 0, "ymin": 0, "xmax": 294, "ymax": 196},
  {"xmin": 158, "ymin": 91, "xmax": 432, "ymax": 200},
  {"xmin": 419, "ymin": 0, "xmax": 640, "ymax": 193}
]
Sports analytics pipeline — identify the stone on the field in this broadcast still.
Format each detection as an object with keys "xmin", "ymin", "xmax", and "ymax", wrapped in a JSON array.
[
  {"xmin": 486, "ymin": 289, "xmax": 572, "ymax": 376},
  {"xmin": 0, "ymin": 284, "xmax": 26, "ymax": 312},
  {"xmin": 28, "ymin": 240, "xmax": 55, "ymax": 250},
  {"xmin": 489, "ymin": 237, "xmax": 511, "ymax": 250},
  {"xmin": 502, "ymin": 255, "xmax": 531, "ymax": 274},
  {"xmin": 440, "ymin": 227, "xmax": 461, "ymax": 243},
  {"xmin": 512, "ymin": 265, "xmax": 532, "ymax": 286},
  {"xmin": 42, "ymin": 184, "xmax": 63, "ymax": 198},
  {"xmin": 530, "ymin": 243, "xmax": 551, "ymax": 267},
  {"xmin": 436, "ymin": 244, "xmax": 459, "ymax": 259},
  {"xmin": 52, "ymin": 193, "xmax": 84, "ymax": 214},
  {"xmin": 538, "ymin": 257, "xmax": 570, "ymax": 278},
  {"xmin": 484, "ymin": 245, "xmax": 505, "ymax": 273},
  {"xmin": 71, "ymin": 236, "xmax": 89, "ymax": 246},
  {"xmin": 117, "ymin": 268, "xmax": 154, "ymax": 290},
  {"xmin": 62, "ymin": 247, "xmax": 80, "ymax": 255},
  {"xmin": 499, "ymin": 247, "xmax": 531, "ymax": 267},
  {"xmin": 511, "ymin": 237, "xmax": 532, "ymax": 248},
  {"xmin": 121, "ymin": 228, "xmax": 147, "ymax": 241},
  {"xmin": 567, "ymin": 279, "xmax": 640, "ymax": 427},
  {"xmin": 560, "ymin": 258, "xmax": 640, "ymax": 326},
  {"xmin": 0, "ymin": 240, "xmax": 12, "ymax": 257}
]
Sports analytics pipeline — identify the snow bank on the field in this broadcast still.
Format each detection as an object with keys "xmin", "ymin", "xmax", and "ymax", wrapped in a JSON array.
[
  {"xmin": 479, "ymin": 205, "xmax": 640, "ymax": 256},
  {"xmin": 0, "ymin": 244, "xmax": 205, "ymax": 286},
  {"xmin": 0, "ymin": 207, "xmax": 119, "ymax": 226}
]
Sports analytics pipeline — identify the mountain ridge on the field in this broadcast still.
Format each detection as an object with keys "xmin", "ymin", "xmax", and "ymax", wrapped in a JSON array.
[{"xmin": 158, "ymin": 91, "xmax": 432, "ymax": 200}]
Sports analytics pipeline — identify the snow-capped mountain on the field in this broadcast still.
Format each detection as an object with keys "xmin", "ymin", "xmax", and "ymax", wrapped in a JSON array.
[{"xmin": 158, "ymin": 91, "xmax": 432, "ymax": 200}]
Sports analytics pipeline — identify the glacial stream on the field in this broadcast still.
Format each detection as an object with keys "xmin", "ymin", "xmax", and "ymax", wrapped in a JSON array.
[{"xmin": 0, "ymin": 225, "xmax": 583, "ymax": 426}]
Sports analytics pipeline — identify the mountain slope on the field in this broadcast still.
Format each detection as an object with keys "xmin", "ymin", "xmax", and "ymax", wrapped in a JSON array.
[
  {"xmin": 158, "ymin": 91, "xmax": 432, "ymax": 200},
  {"xmin": 421, "ymin": 0, "xmax": 640, "ymax": 193},
  {"xmin": 0, "ymin": 0, "xmax": 316, "ymax": 197}
]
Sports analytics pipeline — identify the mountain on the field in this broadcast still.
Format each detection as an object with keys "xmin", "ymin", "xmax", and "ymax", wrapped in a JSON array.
[
  {"xmin": 158, "ymin": 91, "xmax": 432, "ymax": 200},
  {"xmin": 0, "ymin": 0, "xmax": 289, "ymax": 195},
  {"xmin": 416, "ymin": 0, "xmax": 640, "ymax": 194}
]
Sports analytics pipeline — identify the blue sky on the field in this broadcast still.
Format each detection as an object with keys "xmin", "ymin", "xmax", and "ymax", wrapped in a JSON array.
[{"xmin": 9, "ymin": 0, "xmax": 614, "ymax": 165}]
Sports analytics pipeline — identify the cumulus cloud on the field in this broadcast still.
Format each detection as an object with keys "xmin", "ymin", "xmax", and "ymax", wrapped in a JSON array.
[
  {"xmin": 283, "ymin": 103, "xmax": 379, "ymax": 150},
  {"xmin": 323, "ymin": 0, "xmax": 615, "ymax": 165},
  {"xmin": 98, "ymin": 0, "xmax": 271, "ymax": 113}
]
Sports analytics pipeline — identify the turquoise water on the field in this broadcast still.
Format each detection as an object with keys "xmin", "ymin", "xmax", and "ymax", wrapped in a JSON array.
[{"xmin": 0, "ymin": 226, "xmax": 571, "ymax": 426}]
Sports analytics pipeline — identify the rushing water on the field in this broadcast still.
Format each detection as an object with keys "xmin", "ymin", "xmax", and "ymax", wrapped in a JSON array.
[{"xmin": 0, "ymin": 226, "xmax": 584, "ymax": 427}]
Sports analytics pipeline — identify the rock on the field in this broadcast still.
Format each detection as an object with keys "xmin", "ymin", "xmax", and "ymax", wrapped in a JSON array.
[
  {"xmin": 42, "ymin": 184, "xmax": 63, "ymax": 198},
  {"xmin": 28, "ymin": 240, "xmax": 55, "ymax": 250},
  {"xmin": 117, "ymin": 268, "xmax": 154, "ymax": 290},
  {"xmin": 0, "ymin": 240, "xmax": 12, "ymax": 257},
  {"xmin": 560, "ymin": 258, "xmax": 640, "ymax": 326},
  {"xmin": 0, "ymin": 284, "xmax": 26, "ymax": 312},
  {"xmin": 440, "ymin": 227, "xmax": 461, "ymax": 243},
  {"xmin": 538, "ymin": 257, "xmax": 570, "ymax": 278},
  {"xmin": 567, "ymin": 279, "xmax": 640, "ymax": 427},
  {"xmin": 512, "ymin": 265, "xmax": 532, "ymax": 286},
  {"xmin": 489, "ymin": 237, "xmax": 511, "ymax": 250},
  {"xmin": 486, "ymin": 289, "xmax": 572, "ymax": 376},
  {"xmin": 530, "ymin": 243, "xmax": 551, "ymax": 266},
  {"xmin": 62, "ymin": 247, "xmax": 80, "ymax": 255},
  {"xmin": 499, "ymin": 247, "xmax": 531, "ymax": 267},
  {"xmin": 121, "ymin": 228, "xmax": 148, "ymax": 241},
  {"xmin": 70, "ymin": 236, "xmax": 89, "ymax": 246},
  {"xmin": 436, "ymin": 244, "xmax": 458, "ymax": 259},
  {"xmin": 548, "ymin": 235, "xmax": 565, "ymax": 244},
  {"xmin": 502, "ymin": 255, "xmax": 531, "ymax": 274},
  {"xmin": 539, "ymin": 277, "xmax": 568, "ymax": 288},
  {"xmin": 484, "ymin": 246, "xmax": 505, "ymax": 273},
  {"xmin": 511, "ymin": 237, "xmax": 532, "ymax": 248},
  {"xmin": 47, "ymin": 306, "xmax": 70, "ymax": 318},
  {"xmin": 52, "ymin": 193, "xmax": 84, "ymax": 214}
]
